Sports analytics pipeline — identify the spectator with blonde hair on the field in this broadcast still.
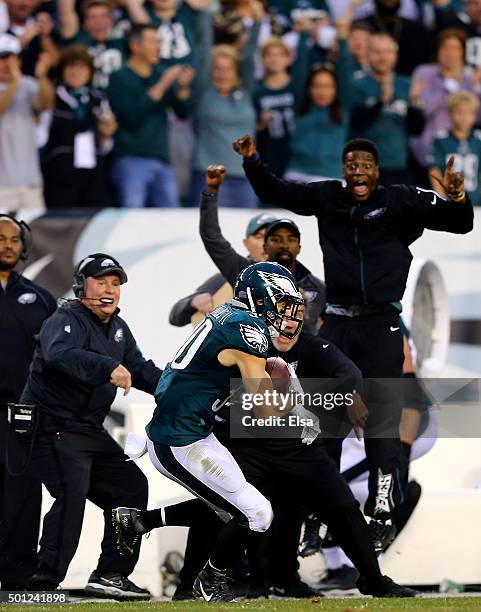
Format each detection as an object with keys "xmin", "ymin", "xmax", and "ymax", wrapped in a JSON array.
[
  {"xmin": 190, "ymin": 17, "xmax": 260, "ymax": 207},
  {"xmin": 429, "ymin": 90, "xmax": 481, "ymax": 206}
]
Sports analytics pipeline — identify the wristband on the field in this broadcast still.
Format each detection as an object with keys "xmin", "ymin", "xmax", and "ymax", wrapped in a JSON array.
[{"xmin": 448, "ymin": 191, "xmax": 466, "ymax": 202}]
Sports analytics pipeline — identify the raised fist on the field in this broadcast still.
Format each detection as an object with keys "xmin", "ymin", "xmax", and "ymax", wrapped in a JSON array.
[
  {"xmin": 206, "ymin": 164, "xmax": 227, "ymax": 192},
  {"xmin": 232, "ymin": 134, "xmax": 258, "ymax": 159}
]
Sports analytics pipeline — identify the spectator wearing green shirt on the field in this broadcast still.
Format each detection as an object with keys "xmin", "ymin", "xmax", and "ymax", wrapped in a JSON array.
[
  {"xmin": 253, "ymin": 29, "xmax": 310, "ymax": 177},
  {"xmin": 350, "ymin": 32, "xmax": 424, "ymax": 185},
  {"xmin": 190, "ymin": 17, "xmax": 261, "ymax": 207},
  {"xmin": 58, "ymin": 0, "xmax": 148, "ymax": 89},
  {"xmin": 429, "ymin": 90, "xmax": 481, "ymax": 206},
  {"xmin": 283, "ymin": 14, "xmax": 357, "ymax": 184},
  {"xmin": 146, "ymin": 0, "xmax": 211, "ymax": 66},
  {"xmin": 107, "ymin": 24, "xmax": 194, "ymax": 207}
]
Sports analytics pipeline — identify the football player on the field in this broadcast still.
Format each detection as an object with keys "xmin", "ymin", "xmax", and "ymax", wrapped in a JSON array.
[{"xmin": 113, "ymin": 262, "xmax": 417, "ymax": 601}]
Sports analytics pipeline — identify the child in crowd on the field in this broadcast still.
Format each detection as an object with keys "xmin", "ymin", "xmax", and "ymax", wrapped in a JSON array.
[{"xmin": 429, "ymin": 90, "xmax": 481, "ymax": 206}]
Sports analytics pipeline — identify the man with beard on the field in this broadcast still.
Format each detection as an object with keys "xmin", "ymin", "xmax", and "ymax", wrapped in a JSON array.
[
  {"xmin": 0, "ymin": 215, "xmax": 56, "ymax": 590},
  {"xmin": 199, "ymin": 165, "xmax": 325, "ymax": 335},
  {"xmin": 233, "ymin": 133, "xmax": 473, "ymax": 552},
  {"xmin": 354, "ymin": 0, "xmax": 433, "ymax": 76}
]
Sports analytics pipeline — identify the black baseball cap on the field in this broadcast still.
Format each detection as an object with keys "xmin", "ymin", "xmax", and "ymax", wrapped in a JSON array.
[
  {"xmin": 264, "ymin": 219, "xmax": 301, "ymax": 241},
  {"xmin": 76, "ymin": 253, "xmax": 128, "ymax": 284}
]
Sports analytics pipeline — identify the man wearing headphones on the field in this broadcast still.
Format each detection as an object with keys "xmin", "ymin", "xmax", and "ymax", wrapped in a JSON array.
[
  {"xmin": 0, "ymin": 215, "xmax": 56, "ymax": 591},
  {"xmin": 20, "ymin": 253, "xmax": 163, "ymax": 600}
]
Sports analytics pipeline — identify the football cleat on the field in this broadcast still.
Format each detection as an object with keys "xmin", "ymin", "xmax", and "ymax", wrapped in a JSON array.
[
  {"xmin": 112, "ymin": 507, "xmax": 149, "ymax": 556},
  {"xmin": 193, "ymin": 563, "xmax": 237, "ymax": 603},
  {"xmin": 357, "ymin": 575, "xmax": 418, "ymax": 598},
  {"xmin": 85, "ymin": 572, "xmax": 151, "ymax": 600},
  {"xmin": 315, "ymin": 566, "xmax": 360, "ymax": 591},
  {"xmin": 368, "ymin": 517, "xmax": 396, "ymax": 555},
  {"xmin": 298, "ymin": 514, "xmax": 324, "ymax": 557}
]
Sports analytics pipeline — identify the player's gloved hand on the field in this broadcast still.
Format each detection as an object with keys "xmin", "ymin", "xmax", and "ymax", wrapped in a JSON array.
[
  {"xmin": 286, "ymin": 362, "xmax": 321, "ymax": 444},
  {"xmin": 347, "ymin": 390, "xmax": 368, "ymax": 441}
]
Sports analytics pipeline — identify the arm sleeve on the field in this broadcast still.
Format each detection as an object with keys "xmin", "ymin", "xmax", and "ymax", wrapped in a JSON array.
[
  {"xmin": 336, "ymin": 38, "xmax": 357, "ymax": 112},
  {"xmin": 240, "ymin": 21, "xmax": 261, "ymax": 95},
  {"xmin": 350, "ymin": 100, "xmax": 383, "ymax": 132},
  {"xmin": 289, "ymin": 31, "xmax": 311, "ymax": 111},
  {"xmin": 122, "ymin": 325, "xmax": 163, "ymax": 395},
  {"xmin": 107, "ymin": 72, "xmax": 157, "ymax": 130},
  {"xmin": 166, "ymin": 86, "xmax": 192, "ymax": 119},
  {"xmin": 169, "ymin": 273, "xmax": 227, "ymax": 326},
  {"xmin": 192, "ymin": 9, "xmax": 213, "ymax": 98},
  {"xmin": 40, "ymin": 310, "xmax": 119, "ymax": 385},
  {"xmin": 199, "ymin": 191, "xmax": 251, "ymax": 287},
  {"xmin": 242, "ymin": 159, "xmax": 325, "ymax": 214},
  {"xmin": 397, "ymin": 185, "xmax": 474, "ymax": 234}
]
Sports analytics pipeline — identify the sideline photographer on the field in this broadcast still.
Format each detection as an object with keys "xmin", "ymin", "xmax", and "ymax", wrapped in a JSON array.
[{"xmin": 21, "ymin": 253, "xmax": 162, "ymax": 600}]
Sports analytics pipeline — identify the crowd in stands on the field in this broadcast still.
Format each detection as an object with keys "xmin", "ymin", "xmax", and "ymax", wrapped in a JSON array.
[{"xmin": 1, "ymin": 0, "xmax": 481, "ymax": 210}]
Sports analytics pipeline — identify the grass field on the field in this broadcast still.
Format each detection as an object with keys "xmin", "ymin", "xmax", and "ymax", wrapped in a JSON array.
[{"xmin": 1, "ymin": 597, "xmax": 480, "ymax": 612}]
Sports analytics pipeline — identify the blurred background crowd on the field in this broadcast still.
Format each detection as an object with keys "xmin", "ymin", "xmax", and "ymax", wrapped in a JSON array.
[{"xmin": 1, "ymin": 0, "xmax": 481, "ymax": 210}]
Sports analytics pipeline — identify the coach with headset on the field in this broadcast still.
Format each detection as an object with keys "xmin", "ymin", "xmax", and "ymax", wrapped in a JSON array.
[
  {"xmin": 0, "ymin": 215, "xmax": 56, "ymax": 590},
  {"xmin": 21, "ymin": 253, "xmax": 162, "ymax": 600}
]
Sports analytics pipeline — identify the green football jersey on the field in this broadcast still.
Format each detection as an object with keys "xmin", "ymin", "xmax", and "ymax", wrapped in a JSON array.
[
  {"xmin": 147, "ymin": 2, "xmax": 198, "ymax": 65},
  {"xmin": 72, "ymin": 32, "xmax": 127, "ymax": 90},
  {"xmin": 430, "ymin": 129, "xmax": 481, "ymax": 206},
  {"xmin": 146, "ymin": 302, "xmax": 270, "ymax": 446}
]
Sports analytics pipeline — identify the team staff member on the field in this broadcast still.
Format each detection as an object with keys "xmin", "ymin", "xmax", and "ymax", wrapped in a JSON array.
[
  {"xmin": 200, "ymin": 165, "xmax": 325, "ymax": 334},
  {"xmin": 0, "ymin": 216, "xmax": 56, "ymax": 590},
  {"xmin": 21, "ymin": 253, "xmax": 162, "ymax": 600},
  {"xmin": 233, "ymin": 134, "xmax": 473, "ymax": 547},
  {"xmin": 169, "ymin": 212, "xmax": 277, "ymax": 327}
]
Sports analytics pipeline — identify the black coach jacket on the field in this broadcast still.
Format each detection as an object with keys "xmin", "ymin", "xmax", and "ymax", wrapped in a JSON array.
[
  {"xmin": 0, "ymin": 272, "xmax": 56, "ymax": 404},
  {"xmin": 22, "ymin": 300, "xmax": 162, "ymax": 427},
  {"xmin": 243, "ymin": 160, "xmax": 473, "ymax": 306}
]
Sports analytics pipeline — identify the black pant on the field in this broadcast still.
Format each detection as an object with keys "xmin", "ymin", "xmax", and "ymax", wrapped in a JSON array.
[
  {"xmin": 29, "ymin": 425, "xmax": 148, "ymax": 585},
  {"xmin": 228, "ymin": 440, "xmax": 384, "ymax": 588},
  {"xmin": 0, "ymin": 411, "xmax": 41, "ymax": 586},
  {"xmin": 320, "ymin": 311, "xmax": 404, "ymax": 516}
]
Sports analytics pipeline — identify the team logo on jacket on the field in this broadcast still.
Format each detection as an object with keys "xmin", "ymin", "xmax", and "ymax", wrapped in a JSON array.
[
  {"xmin": 364, "ymin": 207, "xmax": 387, "ymax": 220},
  {"xmin": 114, "ymin": 328, "xmax": 124, "ymax": 343},
  {"xmin": 17, "ymin": 292, "xmax": 37, "ymax": 304},
  {"xmin": 240, "ymin": 324, "xmax": 268, "ymax": 354}
]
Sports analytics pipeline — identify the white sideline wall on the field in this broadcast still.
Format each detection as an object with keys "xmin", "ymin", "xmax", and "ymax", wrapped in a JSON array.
[{"xmin": 37, "ymin": 208, "xmax": 481, "ymax": 592}]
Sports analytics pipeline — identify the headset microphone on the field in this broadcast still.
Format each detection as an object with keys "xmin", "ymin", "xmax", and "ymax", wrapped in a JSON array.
[{"xmin": 82, "ymin": 297, "xmax": 115, "ymax": 304}]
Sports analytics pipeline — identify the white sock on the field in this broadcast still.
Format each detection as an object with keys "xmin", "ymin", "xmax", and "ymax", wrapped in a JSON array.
[{"xmin": 324, "ymin": 546, "xmax": 354, "ymax": 570}]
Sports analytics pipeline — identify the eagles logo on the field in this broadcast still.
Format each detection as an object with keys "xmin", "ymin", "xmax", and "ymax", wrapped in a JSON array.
[{"xmin": 240, "ymin": 324, "xmax": 269, "ymax": 354}]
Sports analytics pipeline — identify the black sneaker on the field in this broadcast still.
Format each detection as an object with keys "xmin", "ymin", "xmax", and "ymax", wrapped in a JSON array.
[
  {"xmin": 368, "ymin": 517, "xmax": 397, "ymax": 555},
  {"xmin": 316, "ymin": 566, "xmax": 360, "ymax": 591},
  {"xmin": 270, "ymin": 580, "xmax": 322, "ymax": 599},
  {"xmin": 357, "ymin": 575, "xmax": 418, "ymax": 598},
  {"xmin": 298, "ymin": 514, "xmax": 324, "ymax": 558},
  {"xmin": 112, "ymin": 507, "xmax": 149, "ymax": 556},
  {"xmin": 84, "ymin": 572, "xmax": 151, "ymax": 600},
  {"xmin": 193, "ymin": 563, "xmax": 237, "ymax": 603},
  {"xmin": 26, "ymin": 572, "xmax": 59, "ymax": 591}
]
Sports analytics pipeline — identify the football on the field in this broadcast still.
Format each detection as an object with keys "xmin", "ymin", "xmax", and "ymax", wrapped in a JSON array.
[{"xmin": 266, "ymin": 356, "xmax": 291, "ymax": 393}]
